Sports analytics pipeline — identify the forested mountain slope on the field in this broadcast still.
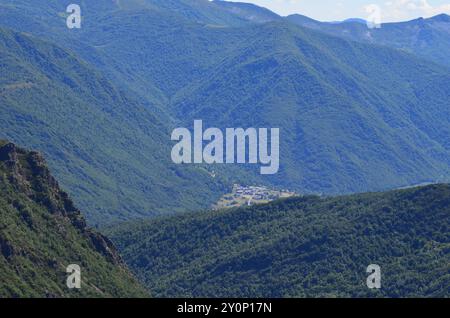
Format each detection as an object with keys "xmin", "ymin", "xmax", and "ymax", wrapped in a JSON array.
[
  {"xmin": 1, "ymin": 1, "xmax": 450, "ymax": 207},
  {"xmin": 0, "ymin": 28, "xmax": 226, "ymax": 225},
  {"xmin": 172, "ymin": 21, "xmax": 450, "ymax": 193},
  {"xmin": 108, "ymin": 184, "xmax": 450, "ymax": 298},
  {"xmin": 0, "ymin": 141, "xmax": 148, "ymax": 297}
]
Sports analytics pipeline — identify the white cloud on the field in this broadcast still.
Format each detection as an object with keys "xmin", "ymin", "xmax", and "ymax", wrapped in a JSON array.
[
  {"xmin": 218, "ymin": 0, "xmax": 450, "ymax": 22},
  {"xmin": 381, "ymin": 0, "xmax": 450, "ymax": 21}
]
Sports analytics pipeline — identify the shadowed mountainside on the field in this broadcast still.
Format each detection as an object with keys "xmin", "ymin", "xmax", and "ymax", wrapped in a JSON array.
[{"xmin": 0, "ymin": 141, "xmax": 148, "ymax": 297}]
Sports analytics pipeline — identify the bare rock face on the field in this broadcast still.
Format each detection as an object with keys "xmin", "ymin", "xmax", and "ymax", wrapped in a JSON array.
[
  {"xmin": 1, "ymin": 142, "xmax": 79, "ymax": 218},
  {"xmin": 87, "ymin": 230, "xmax": 124, "ymax": 265},
  {"xmin": 0, "ymin": 142, "xmax": 28, "ymax": 192}
]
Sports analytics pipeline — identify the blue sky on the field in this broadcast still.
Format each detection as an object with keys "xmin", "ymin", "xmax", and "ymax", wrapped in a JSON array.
[{"xmin": 233, "ymin": 0, "xmax": 450, "ymax": 22}]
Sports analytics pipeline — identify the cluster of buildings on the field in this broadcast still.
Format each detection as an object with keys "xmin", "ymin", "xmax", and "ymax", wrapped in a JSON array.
[
  {"xmin": 213, "ymin": 184, "xmax": 297, "ymax": 209},
  {"xmin": 234, "ymin": 185, "xmax": 276, "ymax": 201}
]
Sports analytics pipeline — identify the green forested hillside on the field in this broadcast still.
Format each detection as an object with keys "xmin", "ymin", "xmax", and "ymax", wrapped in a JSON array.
[
  {"xmin": 172, "ymin": 21, "xmax": 450, "ymax": 193},
  {"xmin": 54, "ymin": 2, "xmax": 450, "ymax": 194},
  {"xmin": 107, "ymin": 184, "xmax": 450, "ymax": 298},
  {"xmin": 0, "ymin": 0, "xmax": 248, "ymax": 103},
  {"xmin": 0, "ymin": 1, "xmax": 450, "ymax": 212},
  {"xmin": 0, "ymin": 141, "xmax": 148, "ymax": 297},
  {"xmin": 0, "ymin": 0, "xmax": 449, "ymax": 299},
  {"xmin": 0, "ymin": 27, "xmax": 226, "ymax": 226}
]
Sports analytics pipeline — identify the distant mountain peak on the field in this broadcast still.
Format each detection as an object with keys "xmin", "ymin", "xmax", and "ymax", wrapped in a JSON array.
[
  {"xmin": 286, "ymin": 13, "xmax": 319, "ymax": 23},
  {"xmin": 212, "ymin": 0, "xmax": 281, "ymax": 23},
  {"xmin": 342, "ymin": 18, "xmax": 367, "ymax": 24},
  {"xmin": 427, "ymin": 13, "xmax": 450, "ymax": 22}
]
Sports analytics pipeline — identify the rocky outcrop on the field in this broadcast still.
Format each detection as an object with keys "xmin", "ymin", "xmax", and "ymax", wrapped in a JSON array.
[
  {"xmin": 0, "ymin": 141, "xmax": 123, "ymax": 265},
  {"xmin": 87, "ymin": 230, "xmax": 124, "ymax": 265}
]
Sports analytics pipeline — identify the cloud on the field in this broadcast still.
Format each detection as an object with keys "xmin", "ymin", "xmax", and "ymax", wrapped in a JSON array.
[
  {"xmin": 220, "ymin": 0, "xmax": 450, "ymax": 22},
  {"xmin": 380, "ymin": 0, "xmax": 450, "ymax": 21}
]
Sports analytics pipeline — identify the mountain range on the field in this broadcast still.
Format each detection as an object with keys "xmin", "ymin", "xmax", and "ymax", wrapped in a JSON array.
[
  {"xmin": 287, "ymin": 13, "xmax": 450, "ymax": 68},
  {"xmin": 0, "ymin": 26, "xmax": 228, "ymax": 226},
  {"xmin": 0, "ymin": 0, "xmax": 449, "ymax": 299},
  {"xmin": 0, "ymin": 0, "xmax": 449, "ymax": 223},
  {"xmin": 212, "ymin": 1, "xmax": 450, "ymax": 68},
  {"xmin": 1, "ymin": 139, "xmax": 449, "ymax": 298},
  {"xmin": 171, "ymin": 20, "xmax": 450, "ymax": 193}
]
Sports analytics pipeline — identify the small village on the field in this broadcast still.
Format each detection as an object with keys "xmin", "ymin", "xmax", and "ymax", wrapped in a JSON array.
[{"xmin": 213, "ymin": 184, "xmax": 297, "ymax": 210}]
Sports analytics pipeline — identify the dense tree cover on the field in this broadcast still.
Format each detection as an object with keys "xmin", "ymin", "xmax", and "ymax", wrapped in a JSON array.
[
  {"xmin": 0, "ymin": 27, "xmax": 228, "ymax": 226},
  {"xmin": 0, "ymin": 0, "xmax": 449, "ymax": 199},
  {"xmin": 172, "ymin": 20, "xmax": 450, "ymax": 193},
  {"xmin": 0, "ymin": 141, "xmax": 148, "ymax": 297},
  {"xmin": 0, "ymin": 0, "xmax": 449, "ymax": 299},
  {"xmin": 108, "ymin": 185, "xmax": 450, "ymax": 297}
]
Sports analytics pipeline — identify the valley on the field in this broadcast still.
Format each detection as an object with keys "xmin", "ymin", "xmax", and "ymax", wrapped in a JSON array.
[
  {"xmin": 0, "ymin": 1, "xmax": 450, "ymax": 226},
  {"xmin": 0, "ymin": 0, "xmax": 449, "ymax": 299}
]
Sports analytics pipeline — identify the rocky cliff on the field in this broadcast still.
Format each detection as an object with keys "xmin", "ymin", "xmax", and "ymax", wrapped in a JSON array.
[{"xmin": 0, "ymin": 141, "xmax": 148, "ymax": 297}]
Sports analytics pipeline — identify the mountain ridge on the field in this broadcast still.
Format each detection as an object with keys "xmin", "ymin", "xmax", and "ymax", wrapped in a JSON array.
[
  {"xmin": 212, "ymin": 0, "xmax": 282, "ymax": 23},
  {"xmin": 171, "ymin": 20, "xmax": 450, "ymax": 193},
  {"xmin": 0, "ymin": 27, "xmax": 227, "ymax": 226},
  {"xmin": 286, "ymin": 12, "xmax": 450, "ymax": 67},
  {"xmin": 0, "ymin": 140, "xmax": 148, "ymax": 297},
  {"xmin": 107, "ymin": 183, "xmax": 450, "ymax": 298},
  {"xmin": 1, "ymin": 1, "xmax": 450, "ymax": 218}
]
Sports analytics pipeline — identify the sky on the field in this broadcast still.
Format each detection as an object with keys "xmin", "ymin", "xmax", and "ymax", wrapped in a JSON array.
[{"xmin": 233, "ymin": 0, "xmax": 450, "ymax": 22}]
